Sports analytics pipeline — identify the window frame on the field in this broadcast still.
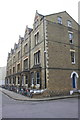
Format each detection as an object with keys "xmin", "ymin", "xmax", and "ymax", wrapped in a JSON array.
[
  {"xmin": 34, "ymin": 32, "xmax": 39, "ymax": 46},
  {"xmin": 13, "ymin": 67, "xmax": 15, "ymax": 74},
  {"xmin": 34, "ymin": 50, "xmax": 40, "ymax": 65},
  {"xmin": 36, "ymin": 72, "xmax": 40, "ymax": 85},
  {"xmin": 68, "ymin": 32, "xmax": 73, "ymax": 44},
  {"xmin": 17, "ymin": 63, "xmax": 20, "ymax": 72},
  {"xmin": 71, "ymin": 51, "xmax": 75, "ymax": 64},
  {"xmin": 67, "ymin": 20, "xmax": 72, "ymax": 27},
  {"xmin": 24, "ymin": 43, "xmax": 28, "ymax": 53},
  {"xmin": 58, "ymin": 16, "xmax": 62, "ymax": 24},
  {"xmin": 24, "ymin": 58, "xmax": 28, "ymax": 70}
]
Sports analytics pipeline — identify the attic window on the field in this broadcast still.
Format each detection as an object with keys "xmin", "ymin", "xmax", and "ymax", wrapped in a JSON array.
[{"xmin": 58, "ymin": 17, "xmax": 62, "ymax": 24}]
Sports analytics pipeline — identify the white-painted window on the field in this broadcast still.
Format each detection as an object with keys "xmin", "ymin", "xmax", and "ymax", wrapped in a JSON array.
[
  {"xmin": 68, "ymin": 20, "xmax": 72, "ymax": 27},
  {"xmin": 58, "ymin": 17, "xmax": 62, "ymax": 24},
  {"xmin": 69, "ymin": 33, "xmax": 73, "ymax": 44}
]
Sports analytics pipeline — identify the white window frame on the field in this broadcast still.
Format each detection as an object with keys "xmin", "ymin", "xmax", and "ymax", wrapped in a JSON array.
[
  {"xmin": 58, "ymin": 16, "xmax": 62, "ymax": 24},
  {"xmin": 69, "ymin": 32, "xmax": 73, "ymax": 44},
  {"xmin": 67, "ymin": 20, "xmax": 72, "ymax": 27}
]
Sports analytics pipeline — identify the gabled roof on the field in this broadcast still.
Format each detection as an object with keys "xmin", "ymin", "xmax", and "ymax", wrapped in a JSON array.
[
  {"xmin": 34, "ymin": 10, "xmax": 44, "ymax": 21},
  {"xmin": 45, "ymin": 11, "xmax": 66, "ymax": 17},
  {"xmin": 45, "ymin": 11, "xmax": 79, "ymax": 25}
]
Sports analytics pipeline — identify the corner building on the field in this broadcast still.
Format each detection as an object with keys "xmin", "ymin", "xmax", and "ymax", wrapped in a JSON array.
[{"xmin": 5, "ymin": 11, "xmax": 80, "ymax": 97}]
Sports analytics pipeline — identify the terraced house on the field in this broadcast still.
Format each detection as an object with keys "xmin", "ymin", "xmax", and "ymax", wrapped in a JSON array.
[{"xmin": 5, "ymin": 11, "xmax": 80, "ymax": 97}]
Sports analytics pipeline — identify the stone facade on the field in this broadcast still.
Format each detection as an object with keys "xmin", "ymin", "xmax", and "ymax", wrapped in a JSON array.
[
  {"xmin": 5, "ymin": 11, "xmax": 80, "ymax": 96},
  {"xmin": 0, "ymin": 67, "xmax": 6, "ymax": 85}
]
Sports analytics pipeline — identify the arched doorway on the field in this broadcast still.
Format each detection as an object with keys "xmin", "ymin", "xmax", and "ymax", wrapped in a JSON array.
[{"xmin": 71, "ymin": 71, "xmax": 79, "ymax": 89}]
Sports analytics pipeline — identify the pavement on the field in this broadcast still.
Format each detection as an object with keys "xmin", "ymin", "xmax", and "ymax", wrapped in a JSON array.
[{"xmin": 0, "ymin": 87, "xmax": 79, "ymax": 101}]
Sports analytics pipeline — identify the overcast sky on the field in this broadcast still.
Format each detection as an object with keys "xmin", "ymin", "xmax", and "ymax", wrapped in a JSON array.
[{"xmin": 0, "ymin": 0, "xmax": 79, "ymax": 67}]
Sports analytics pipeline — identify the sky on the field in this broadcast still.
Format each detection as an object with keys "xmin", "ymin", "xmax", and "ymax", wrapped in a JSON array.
[{"xmin": 0, "ymin": 0, "xmax": 80, "ymax": 67}]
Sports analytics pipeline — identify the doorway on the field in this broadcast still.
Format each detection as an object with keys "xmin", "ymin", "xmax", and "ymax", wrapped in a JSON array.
[{"xmin": 71, "ymin": 71, "xmax": 79, "ymax": 89}]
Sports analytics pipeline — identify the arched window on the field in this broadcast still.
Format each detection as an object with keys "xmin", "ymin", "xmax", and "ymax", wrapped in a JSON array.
[{"xmin": 71, "ymin": 71, "xmax": 79, "ymax": 89}]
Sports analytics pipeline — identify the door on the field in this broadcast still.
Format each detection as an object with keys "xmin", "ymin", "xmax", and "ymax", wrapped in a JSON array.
[{"xmin": 72, "ymin": 73, "xmax": 77, "ymax": 88}]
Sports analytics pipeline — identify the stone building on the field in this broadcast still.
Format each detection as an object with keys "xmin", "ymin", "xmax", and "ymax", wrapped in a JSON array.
[
  {"xmin": 0, "ymin": 67, "xmax": 6, "ymax": 85},
  {"xmin": 5, "ymin": 11, "xmax": 80, "ymax": 96}
]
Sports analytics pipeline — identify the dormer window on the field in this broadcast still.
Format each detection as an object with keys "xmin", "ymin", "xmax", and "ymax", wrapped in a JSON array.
[
  {"xmin": 58, "ymin": 17, "xmax": 62, "ymax": 24},
  {"xmin": 68, "ymin": 20, "xmax": 72, "ymax": 27}
]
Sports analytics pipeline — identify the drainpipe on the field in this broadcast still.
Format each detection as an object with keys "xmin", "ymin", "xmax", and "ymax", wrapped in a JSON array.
[
  {"xmin": 20, "ymin": 37, "xmax": 23, "ymax": 89},
  {"xmin": 43, "ymin": 17, "xmax": 47, "ymax": 89}
]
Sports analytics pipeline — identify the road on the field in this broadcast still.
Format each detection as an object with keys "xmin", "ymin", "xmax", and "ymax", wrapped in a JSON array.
[{"xmin": 1, "ymin": 91, "xmax": 79, "ymax": 118}]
